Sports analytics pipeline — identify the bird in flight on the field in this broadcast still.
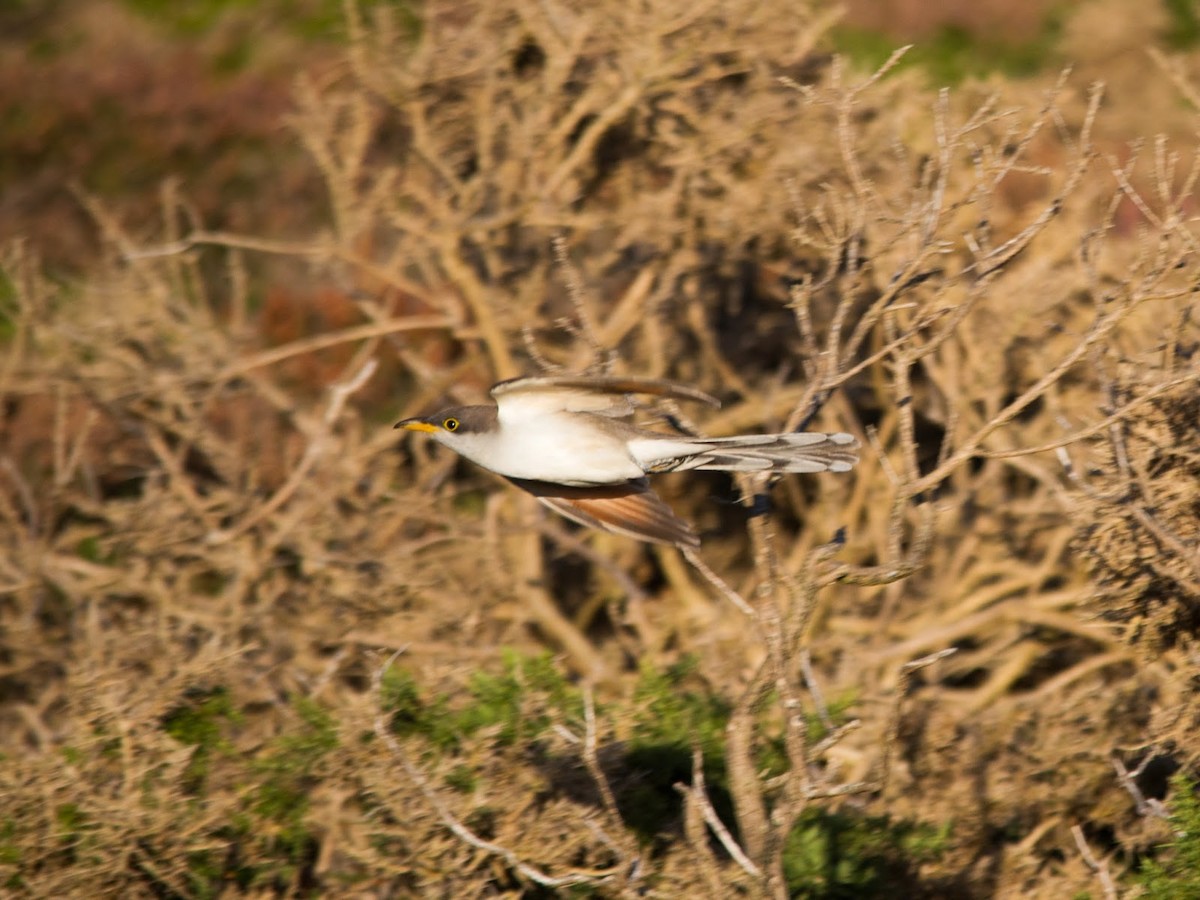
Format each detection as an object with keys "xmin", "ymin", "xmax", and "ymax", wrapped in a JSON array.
[{"xmin": 396, "ymin": 375, "xmax": 859, "ymax": 548}]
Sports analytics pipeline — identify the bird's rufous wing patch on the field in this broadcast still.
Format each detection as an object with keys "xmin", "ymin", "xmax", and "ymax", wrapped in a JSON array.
[{"xmin": 506, "ymin": 477, "xmax": 699, "ymax": 548}]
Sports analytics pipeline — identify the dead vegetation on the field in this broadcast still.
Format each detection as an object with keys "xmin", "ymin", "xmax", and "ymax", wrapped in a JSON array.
[{"xmin": 2, "ymin": 0, "xmax": 1200, "ymax": 897}]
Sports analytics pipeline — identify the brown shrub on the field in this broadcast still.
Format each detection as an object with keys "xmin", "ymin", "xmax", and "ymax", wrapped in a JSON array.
[{"xmin": 2, "ymin": 0, "xmax": 1200, "ymax": 897}]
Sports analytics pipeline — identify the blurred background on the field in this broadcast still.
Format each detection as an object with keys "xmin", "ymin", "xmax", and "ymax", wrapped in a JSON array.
[{"xmin": 3, "ymin": 1, "xmax": 1200, "ymax": 897}]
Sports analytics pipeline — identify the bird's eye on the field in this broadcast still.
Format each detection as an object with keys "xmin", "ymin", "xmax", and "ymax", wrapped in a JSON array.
[{"xmin": 443, "ymin": 417, "xmax": 459, "ymax": 432}]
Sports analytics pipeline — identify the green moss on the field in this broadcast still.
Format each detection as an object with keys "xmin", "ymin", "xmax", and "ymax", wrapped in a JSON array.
[
  {"xmin": 381, "ymin": 665, "xmax": 463, "ymax": 750},
  {"xmin": 1163, "ymin": 0, "xmax": 1200, "ymax": 48},
  {"xmin": 76, "ymin": 534, "xmax": 127, "ymax": 567},
  {"xmin": 162, "ymin": 694, "xmax": 342, "ymax": 892},
  {"xmin": 123, "ymin": 0, "xmax": 266, "ymax": 37},
  {"xmin": 52, "ymin": 802, "xmax": 94, "ymax": 863},
  {"xmin": 189, "ymin": 569, "xmax": 231, "ymax": 597},
  {"xmin": 457, "ymin": 649, "xmax": 564, "ymax": 744},
  {"xmin": 162, "ymin": 687, "xmax": 240, "ymax": 793},
  {"xmin": 382, "ymin": 650, "xmax": 583, "ymax": 751},
  {"xmin": 256, "ymin": 698, "xmax": 338, "ymax": 782},
  {"xmin": 631, "ymin": 655, "xmax": 731, "ymax": 759},
  {"xmin": 380, "ymin": 666, "xmax": 426, "ymax": 730},
  {"xmin": 783, "ymin": 808, "xmax": 951, "ymax": 898},
  {"xmin": 183, "ymin": 848, "xmax": 229, "ymax": 900},
  {"xmin": 609, "ymin": 656, "xmax": 730, "ymax": 841},
  {"xmin": 377, "ymin": 652, "xmax": 948, "ymax": 885},
  {"xmin": 444, "ymin": 764, "xmax": 477, "ymax": 793},
  {"xmin": 831, "ymin": 14, "xmax": 1065, "ymax": 85},
  {"xmin": 121, "ymin": 0, "xmax": 424, "ymax": 50},
  {"xmin": 223, "ymin": 698, "xmax": 340, "ymax": 889},
  {"xmin": 0, "ymin": 817, "xmax": 21, "ymax": 890},
  {"xmin": 1137, "ymin": 774, "xmax": 1200, "ymax": 898},
  {"xmin": 0, "ymin": 267, "xmax": 16, "ymax": 343},
  {"xmin": 451, "ymin": 488, "xmax": 490, "ymax": 516},
  {"xmin": 0, "ymin": 819, "xmax": 18, "ymax": 866},
  {"xmin": 805, "ymin": 693, "xmax": 858, "ymax": 745}
]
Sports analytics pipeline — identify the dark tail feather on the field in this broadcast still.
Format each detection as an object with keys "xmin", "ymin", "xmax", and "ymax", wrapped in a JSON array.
[{"xmin": 640, "ymin": 432, "xmax": 860, "ymax": 475}]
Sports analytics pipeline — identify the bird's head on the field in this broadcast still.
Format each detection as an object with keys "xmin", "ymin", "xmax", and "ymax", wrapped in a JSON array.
[{"xmin": 394, "ymin": 405, "xmax": 498, "ymax": 450}]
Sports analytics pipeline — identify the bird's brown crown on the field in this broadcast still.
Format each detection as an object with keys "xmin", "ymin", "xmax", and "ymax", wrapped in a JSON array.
[{"xmin": 395, "ymin": 404, "xmax": 498, "ymax": 434}]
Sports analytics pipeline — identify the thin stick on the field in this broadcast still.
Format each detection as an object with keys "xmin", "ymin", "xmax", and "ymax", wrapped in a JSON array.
[
  {"xmin": 676, "ymin": 747, "xmax": 761, "ymax": 878},
  {"xmin": 1111, "ymin": 755, "xmax": 1169, "ymax": 820},
  {"xmin": 980, "ymin": 373, "xmax": 1198, "ymax": 459},
  {"xmin": 682, "ymin": 547, "xmax": 755, "ymax": 616},
  {"xmin": 207, "ymin": 358, "xmax": 378, "ymax": 544},
  {"xmin": 877, "ymin": 648, "xmax": 958, "ymax": 795},
  {"xmin": 1071, "ymin": 824, "xmax": 1118, "ymax": 900},
  {"xmin": 582, "ymin": 687, "xmax": 624, "ymax": 829}
]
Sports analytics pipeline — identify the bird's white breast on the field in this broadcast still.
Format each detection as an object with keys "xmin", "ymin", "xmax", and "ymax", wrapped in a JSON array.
[{"xmin": 445, "ymin": 413, "xmax": 644, "ymax": 485}]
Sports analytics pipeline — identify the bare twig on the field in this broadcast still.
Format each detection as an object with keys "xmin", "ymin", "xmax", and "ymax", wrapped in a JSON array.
[
  {"xmin": 1071, "ymin": 824, "xmax": 1119, "ymax": 900},
  {"xmin": 682, "ymin": 547, "xmax": 756, "ymax": 616},
  {"xmin": 1112, "ymin": 755, "xmax": 1170, "ymax": 820},
  {"xmin": 877, "ymin": 648, "xmax": 958, "ymax": 795},
  {"xmin": 206, "ymin": 357, "xmax": 378, "ymax": 544},
  {"xmin": 582, "ymin": 687, "xmax": 625, "ymax": 830},
  {"xmin": 676, "ymin": 746, "xmax": 762, "ymax": 878}
]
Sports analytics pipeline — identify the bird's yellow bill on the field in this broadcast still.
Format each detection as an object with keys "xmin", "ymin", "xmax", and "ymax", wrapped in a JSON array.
[{"xmin": 397, "ymin": 420, "xmax": 438, "ymax": 433}]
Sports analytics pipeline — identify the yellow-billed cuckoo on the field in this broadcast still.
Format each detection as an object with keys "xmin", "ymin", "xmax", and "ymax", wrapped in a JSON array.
[{"xmin": 396, "ymin": 375, "xmax": 858, "ymax": 548}]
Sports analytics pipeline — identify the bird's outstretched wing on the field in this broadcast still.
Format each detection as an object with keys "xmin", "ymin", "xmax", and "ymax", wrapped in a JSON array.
[
  {"xmin": 507, "ymin": 477, "xmax": 700, "ymax": 548},
  {"xmin": 491, "ymin": 375, "xmax": 719, "ymax": 421}
]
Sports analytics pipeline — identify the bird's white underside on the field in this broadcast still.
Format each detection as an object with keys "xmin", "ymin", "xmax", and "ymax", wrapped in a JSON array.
[
  {"xmin": 443, "ymin": 413, "xmax": 644, "ymax": 484},
  {"xmin": 435, "ymin": 400, "xmax": 857, "ymax": 484}
]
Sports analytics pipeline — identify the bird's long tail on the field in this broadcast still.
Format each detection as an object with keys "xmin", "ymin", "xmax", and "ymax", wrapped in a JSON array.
[{"xmin": 630, "ymin": 432, "xmax": 860, "ymax": 475}]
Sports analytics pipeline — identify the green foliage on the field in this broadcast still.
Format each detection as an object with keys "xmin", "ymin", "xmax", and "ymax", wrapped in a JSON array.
[
  {"xmin": 265, "ymin": 697, "xmax": 339, "ymax": 767},
  {"xmin": 0, "ymin": 266, "xmax": 15, "ymax": 342},
  {"xmin": 1163, "ymin": 0, "xmax": 1200, "ymax": 48},
  {"xmin": 50, "ymin": 802, "xmax": 97, "ymax": 868},
  {"xmin": 164, "ymin": 695, "xmax": 338, "ymax": 894},
  {"xmin": 619, "ymin": 656, "xmax": 735, "ymax": 841},
  {"xmin": 1137, "ymin": 774, "xmax": 1200, "ymax": 899},
  {"xmin": 378, "ymin": 651, "xmax": 941, "ymax": 884},
  {"xmin": 381, "ymin": 652, "xmax": 738, "ymax": 842},
  {"xmin": 784, "ymin": 808, "xmax": 951, "ymax": 899},
  {"xmin": 235, "ymin": 699, "xmax": 337, "ymax": 889},
  {"xmin": 381, "ymin": 649, "xmax": 583, "ymax": 750},
  {"xmin": 381, "ymin": 665, "xmax": 462, "ymax": 750},
  {"xmin": 632, "ymin": 655, "xmax": 731, "ymax": 758},
  {"xmin": 53, "ymin": 802, "xmax": 87, "ymax": 840},
  {"xmin": 804, "ymin": 694, "xmax": 858, "ymax": 746},
  {"xmin": 162, "ymin": 693, "xmax": 228, "ymax": 746},
  {"xmin": 74, "ymin": 536, "xmax": 108, "ymax": 565},
  {"xmin": 124, "ymin": 0, "xmax": 320, "ymax": 38},
  {"xmin": 625, "ymin": 658, "xmax": 946, "ymax": 881},
  {"xmin": 0, "ymin": 818, "xmax": 20, "ymax": 890},
  {"xmin": 832, "ymin": 16, "xmax": 1064, "ymax": 85},
  {"xmin": 458, "ymin": 649, "xmax": 567, "ymax": 745},
  {"xmin": 0, "ymin": 819, "xmax": 18, "ymax": 865},
  {"xmin": 183, "ymin": 849, "xmax": 229, "ymax": 900},
  {"xmin": 444, "ymin": 764, "xmax": 477, "ymax": 793},
  {"xmin": 162, "ymin": 686, "xmax": 240, "ymax": 792},
  {"xmin": 380, "ymin": 666, "xmax": 427, "ymax": 728},
  {"xmin": 121, "ymin": 0, "xmax": 424, "ymax": 50},
  {"xmin": 251, "ymin": 697, "xmax": 338, "ymax": 826},
  {"xmin": 749, "ymin": 691, "xmax": 859, "ymax": 787}
]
